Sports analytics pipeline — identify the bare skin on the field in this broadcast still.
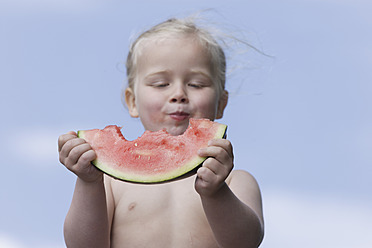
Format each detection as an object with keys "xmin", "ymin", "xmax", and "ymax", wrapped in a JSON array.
[{"xmin": 59, "ymin": 133, "xmax": 264, "ymax": 248}]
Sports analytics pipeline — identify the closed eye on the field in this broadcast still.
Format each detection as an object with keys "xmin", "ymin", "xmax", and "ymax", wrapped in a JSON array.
[
  {"xmin": 153, "ymin": 82, "xmax": 169, "ymax": 87},
  {"xmin": 188, "ymin": 83, "xmax": 203, "ymax": 88},
  {"xmin": 149, "ymin": 80, "xmax": 169, "ymax": 88},
  {"xmin": 188, "ymin": 80, "xmax": 211, "ymax": 88}
]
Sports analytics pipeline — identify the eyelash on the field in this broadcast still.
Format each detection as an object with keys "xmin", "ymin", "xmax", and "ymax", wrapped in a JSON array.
[
  {"xmin": 149, "ymin": 81, "xmax": 207, "ymax": 88},
  {"xmin": 188, "ymin": 82, "xmax": 204, "ymax": 88},
  {"xmin": 151, "ymin": 81, "xmax": 169, "ymax": 87}
]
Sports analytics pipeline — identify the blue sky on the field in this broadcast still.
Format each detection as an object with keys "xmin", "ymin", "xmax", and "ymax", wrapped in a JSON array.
[{"xmin": 1, "ymin": 0, "xmax": 371, "ymax": 247}]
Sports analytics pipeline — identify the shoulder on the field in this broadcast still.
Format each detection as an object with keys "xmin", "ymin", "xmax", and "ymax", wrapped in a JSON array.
[
  {"xmin": 226, "ymin": 170, "xmax": 263, "ymax": 206},
  {"xmin": 226, "ymin": 169, "xmax": 259, "ymax": 186}
]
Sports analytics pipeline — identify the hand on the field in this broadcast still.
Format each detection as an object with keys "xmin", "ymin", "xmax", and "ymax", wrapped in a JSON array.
[
  {"xmin": 195, "ymin": 139, "xmax": 234, "ymax": 197},
  {"xmin": 58, "ymin": 131, "xmax": 102, "ymax": 183}
]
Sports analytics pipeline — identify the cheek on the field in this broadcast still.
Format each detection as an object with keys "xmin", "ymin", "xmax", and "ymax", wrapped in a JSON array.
[
  {"xmin": 194, "ymin": 94, "xmax": 220, "ymax": 117},
  {"xmin": 136, "ymin": 94, "xmax": 163, "ymax": 116}
]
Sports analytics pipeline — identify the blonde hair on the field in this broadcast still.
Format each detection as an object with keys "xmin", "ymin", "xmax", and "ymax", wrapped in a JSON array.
[{"xmin": 125, "ymin": 17, "xmax": 226, "ymax": 94}]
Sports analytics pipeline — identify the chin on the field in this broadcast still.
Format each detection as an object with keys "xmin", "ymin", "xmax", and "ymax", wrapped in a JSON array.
[{"xmin": 166, "ymin": 125, "xmax": 188, "ymax": 136}]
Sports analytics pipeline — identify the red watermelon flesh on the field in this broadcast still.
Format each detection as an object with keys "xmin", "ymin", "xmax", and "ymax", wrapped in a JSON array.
[{"xmin": 77, "ymin": 118, "xmax": 227, "ymax": 183}]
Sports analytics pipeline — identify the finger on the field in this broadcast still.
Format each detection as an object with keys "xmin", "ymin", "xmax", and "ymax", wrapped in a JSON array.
[
  {"xmin": 207, "ymin": 139, "xmax": 233, "ymax": 156},
  {"xmin": 59, "ymin": 138, "xmax": 86, "ymax": 164},
  {"xmin": 67, "ymin": 142, "xmax": 94, "ymax": 166},
  {"xmin": 198, "ymin": 146, "xmax": 231, "ymax": 165},
  {"xmin": 77, "ymin": 149, "xmax": 97, "ymax": 166},
  {"xmin": 69, "ymin": 149, "xmax": 97, "ymax": 175},
  {"xmin": 195, "ymin": 166, "xmax": 223, "ymax": 197},
  {"xmin": 198, "ymin": 139, "xmax": 233, "ymax": 159},
  {"xmin": 58, "ymin": 132, "xmax": 77, "ymax": 152},
  {"xmin": 202, "ymin": 157, "xmax": 233, "ymax": 183},
  {"xmin": 201, "ymin": 158, "xmax": 219, "ymax": 175},
  {"xmin": 196, "ymin": 166, "xmax": 215, "ymax": 183}
]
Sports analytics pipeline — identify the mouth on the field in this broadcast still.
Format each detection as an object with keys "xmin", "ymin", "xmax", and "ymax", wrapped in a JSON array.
[{"xmin": 169, "ymin": 111, "xmax": 190, "ymax": 121}]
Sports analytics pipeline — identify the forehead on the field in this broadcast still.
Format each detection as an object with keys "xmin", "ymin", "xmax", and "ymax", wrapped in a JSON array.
[
  {"xmin": 135, "ymin": 34, "xmax": 212, "ymax": 71},
  {"xmin": 136, "ymin": 33, "xmax": 208, "ymax": 56}
]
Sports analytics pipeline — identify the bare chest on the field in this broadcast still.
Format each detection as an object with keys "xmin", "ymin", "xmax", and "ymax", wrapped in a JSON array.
[{"xmin": 109, "ymin": 176, "xmax": 217, "ymax": 248}]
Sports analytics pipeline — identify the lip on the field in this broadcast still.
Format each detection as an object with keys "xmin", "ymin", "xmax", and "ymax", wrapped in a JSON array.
[{"xmin": 169, "ymin": 111, "xmax": 190, "ymax": 121}]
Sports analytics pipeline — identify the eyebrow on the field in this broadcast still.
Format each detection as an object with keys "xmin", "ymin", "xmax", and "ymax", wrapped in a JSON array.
[
  {"xmin": 143, "ymin": 69, "xmax": 213, "ymax": 81},
  {"xmin": 144, "ymin": 70, "xmax": 171, "ymax": 79},
  {"xmin": 189, "ymin": 70, "xmax": 213, "ymax": 80}
]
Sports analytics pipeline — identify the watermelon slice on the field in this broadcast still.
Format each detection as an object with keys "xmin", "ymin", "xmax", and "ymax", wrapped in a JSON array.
[{"xmin": 77, "ymin": 118, "xmax": 227, "ymax": 183}]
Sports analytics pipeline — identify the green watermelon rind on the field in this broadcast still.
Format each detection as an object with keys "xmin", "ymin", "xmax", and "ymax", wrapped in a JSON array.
[
  {"xmin": 78, "ymin": 122, "xmax": 227, "ymax": 184},
  {"xmin": 94, "ymin": 153, "xmax": 207, "ymax": 184}
]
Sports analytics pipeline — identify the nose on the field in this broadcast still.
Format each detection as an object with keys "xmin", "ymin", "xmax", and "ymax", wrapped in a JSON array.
[{"xmin": 170, "ymin": 84, "xmax": 188, "ymax": 103}]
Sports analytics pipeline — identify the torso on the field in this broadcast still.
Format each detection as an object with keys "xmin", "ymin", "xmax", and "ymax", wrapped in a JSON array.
[{"xmin": 106, "ymin": 174, "xmax": 218, "ymax": 248}]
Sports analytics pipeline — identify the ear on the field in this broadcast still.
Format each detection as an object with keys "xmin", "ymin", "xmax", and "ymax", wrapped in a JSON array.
[
  {"xmin": 125, "ymin": 87, "xmax": 139, "ymax": 118},
  {"xmin": 216, "ymin": 90, "xmax": 228, "ymax": 119}
]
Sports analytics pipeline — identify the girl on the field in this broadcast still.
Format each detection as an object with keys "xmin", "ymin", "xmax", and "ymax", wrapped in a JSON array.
[{"xmin": 58, "ymin": 17, "xmax": 264, "ymax": 248}]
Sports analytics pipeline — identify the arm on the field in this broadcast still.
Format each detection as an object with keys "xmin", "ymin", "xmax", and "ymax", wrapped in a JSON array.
[
  {"xmin": 58, "ymin": 132, "xmax": 113, "ymax": 248},
  {"xmin": 195, "ymin": 139, "xmax": 264, "ymax": 248}
]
